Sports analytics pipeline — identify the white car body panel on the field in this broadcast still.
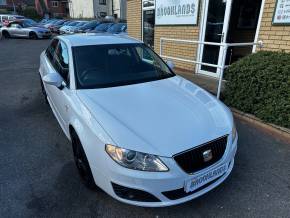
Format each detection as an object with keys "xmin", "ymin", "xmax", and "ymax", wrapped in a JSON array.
[
  {"xmin": 39, "ymin": 34, "xmax": 238, "ymax": 207},
  {"xmin": 76, "ymin": 76, "xmax": 232, "ymax": 157}
]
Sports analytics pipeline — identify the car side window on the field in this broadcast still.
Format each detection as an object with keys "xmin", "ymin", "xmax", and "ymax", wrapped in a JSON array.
[
  {"xmin": 11, "ymin": 23, "xmax": 20, "ymax": 28},
  {"xmin": 46, "ymin": 39, "xmax": 59, "ymax": 63},
  {"xmin": 54, "ymin": 41, "xmax": 70, "ymax": 85}
]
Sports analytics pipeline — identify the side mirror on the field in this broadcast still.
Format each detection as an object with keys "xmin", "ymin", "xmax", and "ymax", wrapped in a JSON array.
[
  {"xmin": 166, "ymin": 60, "xmax": 175, "ymax": 70},
  {"xmin": 43, "ymin": 73, "xmax": 64, "ymax": 89}
]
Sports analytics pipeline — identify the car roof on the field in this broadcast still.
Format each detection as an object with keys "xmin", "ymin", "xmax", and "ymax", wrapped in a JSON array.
[{"xmin": 57, "ymin": 34, "xmax": 142, "ymax": 47}]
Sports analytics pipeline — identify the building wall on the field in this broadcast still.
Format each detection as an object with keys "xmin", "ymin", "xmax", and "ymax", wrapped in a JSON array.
[
  {"xmin": 258, "ymin": 0, "xmax": 290, "ymax": 52},
  {"xmin": 155, "ymin": 26, "xmax": 200, "ymax": 70},
  {"xmin": 49, "ymin": 0, "xmax": 68, "ymax": 17},
  {"xmin": 127, "ymin": 0, "xmax": 201, "ymax": 71},
  {"xmin": 127, "ymin": 0, "xmax": 290, "ymax": 72},
  {"xmin": 93, "ymin": 0, "xmax": 112, "ymax": 18},
  {"xmin": 127, "ymin": 0, "xmax": 142, "ymax": 39},
  {"xmin": 113, "ymin": 0, "xmax": 126, "ymax": 20},
  {"xmin": 69, "ymin": 0, "xmax": 94, "ymax": 18}
]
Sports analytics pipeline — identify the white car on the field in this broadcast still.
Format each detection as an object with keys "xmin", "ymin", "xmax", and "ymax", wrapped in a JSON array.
[{"xmin": 39, "ymin": 34, "xmax": 238, "ymax": 207}]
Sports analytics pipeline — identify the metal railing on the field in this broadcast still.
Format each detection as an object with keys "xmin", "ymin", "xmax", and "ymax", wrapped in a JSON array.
[{"xmin": 160, "ymin": 38, "xmax": 263, "ymax": 99}]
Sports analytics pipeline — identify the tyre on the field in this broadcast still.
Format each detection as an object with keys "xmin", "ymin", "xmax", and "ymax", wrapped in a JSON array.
[
  {"xmin": 29, "ymin": 32, "xmax": 38, "ymax": 39},
  {"xmin": 2, "ymin": 31, "xmax": 10, "ymax": 39},
  {"xmin": 71, "ymin": 131, "xmax": 97, "ymax": 190},
  {"xmin": 39, "ymin": 76, "xmax": 48, "ymax": 104}
]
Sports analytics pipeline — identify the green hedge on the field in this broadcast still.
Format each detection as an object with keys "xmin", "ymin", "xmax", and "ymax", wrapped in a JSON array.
[{"xmin": 224, "ymin": 51, "xmax": 290, "ymax": 128}]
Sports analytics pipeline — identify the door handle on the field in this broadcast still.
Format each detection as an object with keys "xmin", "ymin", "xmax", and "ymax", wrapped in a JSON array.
[{"xmin": 217, "ymin": 32, "xmax": 225, "ymax": 42}]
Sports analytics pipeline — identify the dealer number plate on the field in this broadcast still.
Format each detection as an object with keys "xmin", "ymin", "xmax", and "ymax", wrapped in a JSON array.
[{"xmin": 184, "ymin": 163, "xmax": 228, "ymax": 193}]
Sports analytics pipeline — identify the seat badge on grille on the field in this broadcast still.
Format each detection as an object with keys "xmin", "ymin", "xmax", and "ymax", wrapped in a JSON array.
[{"xmin": 203, "ymin": 149, "xmax": 213, "ymax": 162}]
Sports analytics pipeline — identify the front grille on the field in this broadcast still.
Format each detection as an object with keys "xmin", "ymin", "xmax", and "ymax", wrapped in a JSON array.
[
  {"xmin": 174, "ymin": 136, "xmax": 228, "ymax": 174},
  {"xmin": 112, "ymin": 182, "xmax": 161, "ymax": 202}
]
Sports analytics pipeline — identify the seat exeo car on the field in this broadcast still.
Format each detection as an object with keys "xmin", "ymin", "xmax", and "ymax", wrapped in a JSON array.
[{"xmin": 39, "ymin": 34, "xmax": 238, "ymax": 207}]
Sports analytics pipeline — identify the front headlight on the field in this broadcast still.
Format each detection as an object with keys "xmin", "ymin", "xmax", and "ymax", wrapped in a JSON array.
[
  {"xmin": 105, "ymin": 144, "xmax": 169, "ymax": 172},
  {"xmin": 232, "ymin": 123, "xmax": 237, "ymax": 144}
]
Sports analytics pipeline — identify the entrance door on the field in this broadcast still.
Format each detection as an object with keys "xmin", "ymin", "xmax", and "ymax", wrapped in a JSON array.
[
  {"xmin": 198, "ymin": 0, "xmax": 262, "ymax": 77},
  {"xmin": 143, "ymin": 10, "xmax": 155, "ymax": 48},
  {"xmin": 198, "ymin": 0, "xmax": 233, "ymax": 77},
  {"xmin": 142, "ymin": 0, "xmax": 155, "ymax": 48}
]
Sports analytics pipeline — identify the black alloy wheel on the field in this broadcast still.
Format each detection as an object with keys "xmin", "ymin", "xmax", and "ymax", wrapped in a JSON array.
[
  {"xmin": 71, "ymin": 132, "xmax": 97, "ymax": 190},
  {"xmin": 39, "ymin": 77, "xmax": 48, "ymax": 104},
  {"xmin": 29, "ymin": 32, "xmax": 38, "ymax": 39},
  {"xmin": 2, "ymin": 31, "xmax": 10, "ymax": 39}
]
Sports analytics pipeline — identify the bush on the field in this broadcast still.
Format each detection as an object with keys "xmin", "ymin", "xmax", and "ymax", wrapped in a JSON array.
[
  {"xmin": 224, "ymin": 51, "xmax": 290, "ymax": 128},
  {"xmin": 22, "ymin": 7, "xmax": 41, "ymax": 20}
]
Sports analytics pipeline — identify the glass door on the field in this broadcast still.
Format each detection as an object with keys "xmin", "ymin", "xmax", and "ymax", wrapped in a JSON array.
[
  {"xmin": 142, "ymin": 0, "xmax": 155, "ymax": 48},
  {"xmin": 198, "ymin": 0, "xmax": 233, "ymax": 77}
]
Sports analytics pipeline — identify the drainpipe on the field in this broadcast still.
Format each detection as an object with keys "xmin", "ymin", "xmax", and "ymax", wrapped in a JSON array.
[
  {"xmin": 11, "ymin": 0, "xmax": 16, "ymax": 14},
  {"xmin": 112, "ymin": 0, "xmax": 114, "ymax": 17}
]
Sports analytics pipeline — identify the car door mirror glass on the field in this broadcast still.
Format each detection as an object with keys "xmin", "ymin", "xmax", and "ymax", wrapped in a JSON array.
[
  {"xmin": 43, "ymin": 73, "xmax": 64, "ymax": 88},
  {"xmin": 166, "ymin": 60, "xmax": 175, "ymax": 70}
]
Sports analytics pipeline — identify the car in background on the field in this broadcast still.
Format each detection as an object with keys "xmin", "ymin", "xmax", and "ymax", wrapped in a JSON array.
[
  {"xmin": 88, "ymin": 22, "xmax": 114, "ymax": 33},
  {"xmin": 44, "ymin": 19, "xmax": 63, "ymax": 29},
  {"xmin": 59, "ymin": 21, "xmax": 82, "ymax": 34},
  {"xmin": 66, "ymin": 21, "xmax": 88, "ymax": 34},
  {"xmin": 38, "ymin": 18, "xmax": 50, "ymax": 24},
  {"xmin": 1, "ymin": 20, "xmax": 51, "ymax": 39},
  {"xmin": 107, "ymin": 23, "xmax": 127, "ymax": 35},
  {"xmin": 74, "ymin": 20, "xmax": 100, "ymax": 33},
  {"xmin": 0, "ymin": 14, "xmax": 25, "ymax": 27},
  {"xmin": 49, "ymin": 20, "xmax": 70, "ymax": 33}
]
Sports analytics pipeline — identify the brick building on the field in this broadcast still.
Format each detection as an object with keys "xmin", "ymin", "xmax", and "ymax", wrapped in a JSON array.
[
  {"xmin": 35, "ymin": 0, "xmax": 69, "ymax": 18},
  {"xmin": 127, "ymin": 0, "xmax": 290, "ymax": 78}
]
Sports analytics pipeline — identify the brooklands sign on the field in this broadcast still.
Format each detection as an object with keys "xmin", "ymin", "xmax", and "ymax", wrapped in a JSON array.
[{"xmin": 155, "ymin": 0, "xmax": 199, "ymax": 25}]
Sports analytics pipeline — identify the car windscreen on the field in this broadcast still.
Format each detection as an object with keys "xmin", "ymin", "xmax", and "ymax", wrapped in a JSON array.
[
  {"xmin": 68, "ymin": 21, "xmax": 78, "ymax": 26},
  {"xmin": 22, "ymin": 21, "xmax": 33, "ymax": 27},
  {"xmin": 73, "ymin": 43, "xmax": 175, "ymax": 89},
  {"xmin": 81, "ymin": 21, "xmax": 99, "ymax": 29},
  {"xmin": 76, "ymin": 22, "xmax": 87, "ymax": 27}
]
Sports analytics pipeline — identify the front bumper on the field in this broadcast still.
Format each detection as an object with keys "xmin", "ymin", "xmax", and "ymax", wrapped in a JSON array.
[{"xmin": 91, "ymin": 137, "xmax": 238, "ymax": 207}]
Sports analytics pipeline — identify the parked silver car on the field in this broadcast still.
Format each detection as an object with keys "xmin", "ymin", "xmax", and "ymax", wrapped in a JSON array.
[{"xmin": 1, "ymin": 20, "xmax": 51, "ymax": 39}]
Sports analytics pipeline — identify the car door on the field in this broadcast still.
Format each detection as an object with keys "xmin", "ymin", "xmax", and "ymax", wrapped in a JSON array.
[
  {"xmin": 8, "ymin": 23, "xmax": 19, "ymax": 36},
  {"xmin": 9, "ymin": 23, "xmax": 24, "ymax": 37},
  {"xmin": 42, "ymin": 39, "xmax": 72, "ymax": 133}
]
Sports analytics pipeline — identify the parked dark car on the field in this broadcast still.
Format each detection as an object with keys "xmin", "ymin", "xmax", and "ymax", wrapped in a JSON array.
[
  {"xmin": 88, "ymin": 23, "xmax": 114, "ymax": 33},
  {"xmin": 75, "ymin": 20, "xmax": 101, "ymax": 33},
  {"xmin": 107, "ymin": 23, "xmax": 127, "ymax": 34}
]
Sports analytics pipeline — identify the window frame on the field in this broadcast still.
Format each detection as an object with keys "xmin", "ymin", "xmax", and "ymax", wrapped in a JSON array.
[
  {"xmin": 45, "ymin": 39, "xmax": 71, "ymax": 87},
  {"xmin": 99, "ymin": 0, "xmax": 106, "ymax": 5},
  {"xmin": 51, "ymin": 1, "xmax": 59, "ymax": 7},
  {"xmin": 53, "ymin": 40, "xmax": 70, "ymax": 86}
]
